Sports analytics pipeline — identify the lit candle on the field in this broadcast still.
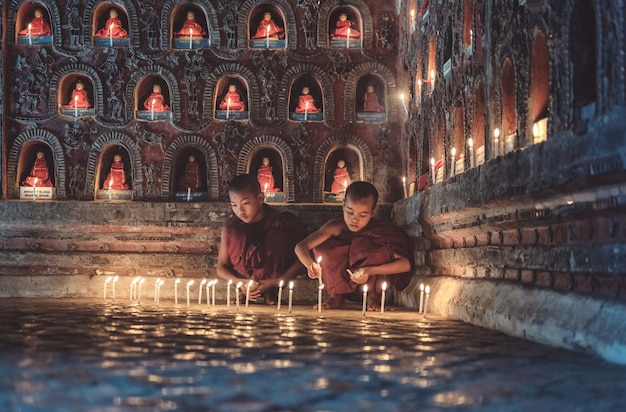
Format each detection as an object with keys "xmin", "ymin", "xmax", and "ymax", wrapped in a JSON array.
[
  {"xmin": 226, "ymin": 96, "xmax": 231, "ymax": 120},
  {"xmin": 346, "ymin": 28, "xmax": 350, "ymax": 49},
  {"xmin": 133, "ymin": 276, "xmax": 141, "ymax": 300},
  {"xmin": 108, "ymin": 180, "xmax": 112, "ymax": 200},
  {"xmin": 156, "ymin": 279, "xmax": 164, "ymax": 304},
  {"xmin": 187, "ymin": 187, "xmax": 191, "ymax": 202},
  {"xmin": 32, "ymin": 178, "xmax": 38, "ymax": 200},
  {"xmin": 304, "ymin": 101, "xmax": 309, "ymax": 122},
  {"xmin": 264, "ymin": 183, "xmax": 269, "ymax": 200},
  {"xmin": 381, "ymin": 281, "xmax": 387, "ymax": 314},
  {"xmin": 235, "ymin": 281, "xmax": 242, "ymax": 310},
  {"xmin": 112, "ymin": 275, "xmax": 119, "ymax": 301},
  {"xmin": 402, "ymin": 176, "xmax": 408, "ymax": 198},
  {"xmin": 151, "ymin": 99, "xmax": 155, "ymax": 121},
  {"xmin": 450, "ymin": 147, "xmax": 456, "ymax": 177},
  {"xmin": 316, "ymin": 256, "xmax": 323, "ymax": 287},
  {"xmin": 468, "ymin": 138, "xmax": 475, "ymax": 168},
  {"xmin": 288, "ymin": 281, "xmax": 294, "ymax": 313},
  {"xmin": 138, "ymin": 278, "xmax": 144, "ymax": 304},
  {"xmin": 430, "ymin": 158, "xmax": 435, "ymax": 185},
  {"xmin": 74, "ymin": 95, "xmax": 78, "ymax": 117},
  {"xmin": 211, "ymin": 279, "xmax": 217, "ymax": 306},
  {"xmin": 400, "ymin": 93, "xmax": 408, "ymax": 115},
  {"xmin": 154, "ymin": 278, "xmax": 160, "ymax": 302},
  {"xmin": 266, "ymin": 25, "xmax": 270, "ymax": 48},
  {"xmin": 174, "ymin": 279, "xmax": 181, "ymax": 304},
  {"xmin": 109, "ymin": 23, "xmax": 114, "ymax": 47},
  {"xmin": 129, "ymin": 277, "xmax": 135, "ymax": 301},
  {"xmin": 186, "ymin": 280, "xmax": 194, "ymax": 307},
  {"xmin": 424, "ymin": 285, "xmax": 431, "ymax": 316},
  {"xmin": 362, "ymin": 284, "xmax": 368, "ymax": 316},
  {"xmin": 318, "ymin": 284, "xmax": 324, "ymax": 313},
  {"xmin": 493, "ymin": 128, "xmax": 500, "ymax": 157},
  {"xmin": 206, "ymin": 280, "xmax": 211, "ymax": 307},
  {"xmin": 28, "ymin": 23, "xmax": 32, "ymax": 45},
  {"xmin": 227, "ymin": 279, "xmax": 232, "ymax": 307},
  {"xmin": 189, "ymin": 27, "xmax": 193, "ymax": 49},
  {"xmin": 198, "ymin": 279, "xmax": 207, "ymax": 304},
  {"xmin": 103, "ymin": 276, "xmax": 112, "ymax": 300},
  {"xmin": 419, "ymin": 283, "xmax": 424, "ymax": 314},
  {"xmin": 277, "ymin": 280, "xmax": 284, "ymax": 311},
  {"xmin": 417, "ymin": 79, "xmax": 422, "ymax": 104},
  {"xmin": 245, "ymin": 279, "xmax": 253, "ymax": 308},
  {"xmin": 410, "ymin": 9, "xmax": 416, "ymax": 32},
  {"xmin": 430, "ymin": 69, "xmax": 435, "ymax": 92}
]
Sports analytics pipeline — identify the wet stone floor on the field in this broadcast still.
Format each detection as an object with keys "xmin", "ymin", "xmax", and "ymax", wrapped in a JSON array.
[{"xmin": 0, "ymin": 298, "xmax": 625, "ymax": 412}]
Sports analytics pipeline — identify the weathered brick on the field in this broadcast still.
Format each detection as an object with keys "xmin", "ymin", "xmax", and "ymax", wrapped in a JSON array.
[
  {"xmin": 520, "ymin": 228, "xmax": 538, "ymax": 245},
  {"xmin": 572, "ymin": 274, "xmax": 594, "ymax": 295},
  {"xmin": 591, "ymin": 217, "xmax": 612, "ymax": 243},
  {"xmin": 520, "ymin": 270, "xmax": 535, "ymax": 284},
  {"xmin": 568, "ymin": 220, "xmax": 593, "ymax": 243},
  {"xmin": 594, "ymin": 275, "xmax": 619, "ymax": 298},
  {"xmin": 536, "ymin": 226, "xmax": 551, "ymax": 245},
  {"xmin": 535, "ymin": 271, "xmax": 553, "ymax": 288},
  {"xmin": 475, "ymin": 232, "xmax": 491, "ymax": 246},
  {"xmin": 502, "ymin": 229, "xmax": 520, "ymax": 245},
  {"xmin": 553, "ymin": 272, "xmax": 572, "ymax": 292},
  {"xmin": 552, "ymin": 223, "xmax": 568, "ymax": 244},
  {"xmin": 504, "ymin": 268, "xmax": 520, "ymax": 281}
]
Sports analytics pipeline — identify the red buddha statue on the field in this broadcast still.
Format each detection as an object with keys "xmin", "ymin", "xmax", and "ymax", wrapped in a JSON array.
[
  {"xmin": 331, "ymin": 160, "xmax": 350, "ymax": 194},
  {"xmin": 94, "ymin": 8, "xmax": 129, "ymax": 38},
  {"xmin": 362, "ymin": 85, "xmax": 383, "ymax": 112},
  {"xmin": 19, "ymin": 9, "xmax": 51, "ymax": 36},
  {"xmin": 257, "ymin": 157, "xmax": 279, "ymax": 192},
  {"xmin": 102, "ymin": 154, "xmax": 129, "ymax": 190},
  {"xmin": 144, "ymin": 84, "xmax": 170, "ymax": 111},
  {"xmin": 179, "ymin": 155, "xmax": 200, "ymax": 191},
  {"xmin": 63, "ymin": 81, "xmax": 91, "ymax": 109},
  {"xmin": 330, "ymin": 13, "xmax": 361, "ymax": 39},
  {"xmin": 219, "ymin": 84, "xmax": 246, "ymax": 111},
  {"xmin": 175, "ymin": 10, "xmax": 206, "ymax": 38},
  {"xmin": 22, "ymin": 151, "xmax": 53, "ymax": 187},
  {"xmin": 295, "ymin": 87, "xmax": 321, "ymax": 113},
  {"xmin": 251, "ymin": 12, "xmax": 285, "ymax": 39}
]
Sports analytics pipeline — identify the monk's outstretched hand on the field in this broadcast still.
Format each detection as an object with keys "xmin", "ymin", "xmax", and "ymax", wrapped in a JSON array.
[
  {"xmin": 350, "ymin": 268, "xmax": 369, "ymax": 285},
  {"xmin": 307, "ymin": 262, "xmax": 322, "ymax": 281}
]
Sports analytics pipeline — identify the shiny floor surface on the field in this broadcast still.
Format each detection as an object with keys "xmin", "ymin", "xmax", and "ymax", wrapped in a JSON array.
[{"xmin": 0, "ymin": 299, "xmax": 624, "ymax": 411}]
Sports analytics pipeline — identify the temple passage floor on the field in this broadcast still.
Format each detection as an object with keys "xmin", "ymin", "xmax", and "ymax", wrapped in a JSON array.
[{"xmin": 0, "ymin": 298, "xmax": 625, "ymax": 412}]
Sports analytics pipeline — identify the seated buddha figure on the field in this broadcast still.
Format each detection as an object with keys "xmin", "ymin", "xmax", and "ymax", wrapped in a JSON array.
[
  {"xmin": 362, "ymin": 84, "xmax": 383, "ymax": 112},
  {"xmin": 330, "ymin": 13, "xmax": 361, "ymax": 39},
  {"xmin": 219, "ymin": 84, "xmax": 246, "ymax": 111},
  {"xmin": 257, "ymin": 157, "xmax": 279, "ymax": 192},
  {"xmin": 175, "ymin": 10, "xmax": 206, "ymax": 38},
  {"xmin": 179, "ymin": 155, "xmax": 200, "ymax": 191},
  {"xmin": 19, "ymin": 9, "xmax": 51, "ymax": 36},
  {"xmin": 94, "ymin": 8, "xmax": 128, "ymax": 38},
  {"xmin": 330, "ymin": 160, "xmax": 350, "ymax": 194},
  {"xmin": 251, "ymin": 11, "xmax": 285, "ymax": 39},
  {"xmin": 22, "ymin": 151, "xmax": 53, "ymax": 187},
  {"xmin": 63, "ymin": 80, "xmax": 91, "ymax": 109},
  {"xmin": 294, "ymin": 86, "xmax": 321, "ymax": 113},
  {"xmin": 102, "ymin": 154, "xmax": 129, "ymax": 190},
  {"xmin": 143, "ymin": 84, "xmax": 170, "ymax": 111}
]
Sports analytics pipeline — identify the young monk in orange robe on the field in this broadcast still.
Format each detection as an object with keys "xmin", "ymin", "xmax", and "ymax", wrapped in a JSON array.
[{"xmin": 295, "ymin": 181, "xmax": 414, "ymax": 311}]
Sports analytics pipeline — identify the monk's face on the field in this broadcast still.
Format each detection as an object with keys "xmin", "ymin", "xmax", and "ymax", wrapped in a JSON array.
[
  {"xmin": 342, "ymin": 196, "xmax": 375, "ymax": 232},
  {"xmin": 229, "ymin": 190, "xmax": 265, "ymax": 224}
]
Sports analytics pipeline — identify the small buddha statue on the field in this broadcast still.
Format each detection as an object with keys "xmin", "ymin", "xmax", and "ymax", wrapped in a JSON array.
[
  {"xmin": 219, "ymin": 84, "xmax": 246, "ymax": 111},
  {"xmin": 331, "ymin": 160, "xmax": 350, "ymax": 194},
  {"xmin": 143, "ymin": 84, "xmax": 170, "ymax": 111},
  {"xmin": 19, "ymin": 9, "xmax": 51, "ymax": 36},
  {"xmin": 94, "ymin": 8, "xmax": 129, "ymax": 38},
  {"xmin": 362, "ymin": 84, "xmax": 383, "ymax": 112},
  {"xmin": 330, "ymin": 13, "xmax": 361, "ymax": 39},
  {"xmin": 294, "ymin": 86, "xmax": 321, "ymax": 113},
  {"xmin": 179, "ymin": 155, "xmax": 200, "ymax": 191},
  {"xmin": 257, "ymin": 157, "xmax": 279, "ymax": 192},
  {"xmin": 102, "ymin": 154, "xmax": 129, "ymax": 190},
  {"xmin": 251, "ymin": 11, "xmax": 285, "ymax": 39},
  {"xmin": 22, "ymin": 151, "xmax": 53, "ymax": 187},
  {"xmin": 63, "ymin": 80, "xmax": 91, "ymax": 109},
  {"xmin": 175, "ymin": 10, "xmax": 206, "ymax": 38}
]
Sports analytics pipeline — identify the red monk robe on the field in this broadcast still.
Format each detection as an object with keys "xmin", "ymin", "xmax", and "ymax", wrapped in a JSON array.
[
  {"xmin": 22, "ymin": 153, "xmax": 53, "ymax": 187},
  {"xmin": 102, "ymin": 157, "xmax": 129, "ymax": 190},
  {"xmin": 144, "ymin": 91, "xmax": 170, "ymax": 111},
  {"xmin": 19, "ymin": 11, "xmax": 51, "ymax": 36},
  {"xmin": 330, "ymin": 16, "xmax": 361, "ymax": 39},
  {"xmin": 175, "ymin": 13, "xmax": 206, "ymax": 38},
  {"xmin": 219, "ymin": 88, "xmax": 246, "ymax": 111},
  {"xmin": 331, "ymin": 164, "xmax": 350, "ymax": 194},
  {"xmin": 179, "ymin": 156, "xmax": 200, "ymax": 191},
  {"xmin": 362, "ymin": 88, "xmax": 383, "ymax": 112},
  {"xmin": 225, "ymin": 204, "xmax": 307, "ymax": 281},
  {"xmin": 251, "ymin": 13, "xmax": 285, "ymax": 39},
  {"xmin": 313, "ymin": 217, "xmax": 414, "ymax": 296},
  {"xmin": 295, "ymin": 93, "xmax": 320, "ymax": 113},
  {"xmin": 64, "ymin": 87, "xmax": 90, "ymax": 108},
  {"xmin": 95, "ymin": 10, "xmax": 128, "ymax": 38},
  {"xmin": 257, "ymin": 163, "xmax": 279, "ymax": 192}
]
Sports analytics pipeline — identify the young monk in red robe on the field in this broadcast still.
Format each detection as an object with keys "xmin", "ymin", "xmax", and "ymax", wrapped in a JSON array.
[
  {"xmin": 295, "ymin": 181, "xmax": 414, "ymax": 311},
  {"xmin": 94, "ymin": 8, "xmax": 128, "ymax": 38},
  {"xmin": 19, "ymin": 9, "xmax": 51, "ymax": 36},
  {"xmin": 217, "ymin": 174, "xmax": 307, "ymax": 304},
  {"xmin": 175, "ymin": 10, "xmax": 206, "ymax": 38},
  {"xmin": 251, "ymin": 12, "xmax": 285, "ymax": 39}
]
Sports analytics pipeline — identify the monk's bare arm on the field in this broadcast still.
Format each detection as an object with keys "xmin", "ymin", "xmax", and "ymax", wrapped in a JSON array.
[
  {"xmin": 216, "ymin": 225, "xmax": 243, "ymax": 283},
  {"xmin": 354, "ymin": 253, "xmax": 411, "ymax": 282},
  {"xmin": 294, "ymin": 219, "xmax": 343, "ymax": 274}
]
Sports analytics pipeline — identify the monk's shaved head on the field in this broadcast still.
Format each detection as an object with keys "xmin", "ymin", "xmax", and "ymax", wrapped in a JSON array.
[
  {"xmin": 228, "ymin": 174, "xmax": 261, "ymax": 195},
  {"xmin": 345, "ymin": 181, "xmax": 378, "ymax": 210}
]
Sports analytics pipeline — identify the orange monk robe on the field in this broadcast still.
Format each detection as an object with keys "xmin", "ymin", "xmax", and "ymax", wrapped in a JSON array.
[
  {"xmin": 225, "ymin": 204, "xmax": 307, "ymax": 281},
  {"xmin": 19, "ymin": 17, "xmax": 51, "ymax": 36},
  {"xmin": 331, "ymin": 167, "xmax": 350, "ymax": 194},
  {"xmin": 330, "ymin": 20, "xmax": 361, "ymax": 39},
  {"xmin": 251, "ymin": 18, "xmax": 285, "ymax": 39},
  {"xmin": 295, "ymin": 94, "xmax": 320, "ymax": 113},
  {"xmin": 313, "ymin": 217, "xmax": 415, "ymax": 296},
  {"xmin": 63, "ymin": 89, "xmax": 91, "ymax": 108},
  {"xmin": 144, "ymin": 92, "xmax": 170, "ymax": 111},
  {"xmin": 175, "ymin": 19, "xmax": 205, "ymax": 37},
  {"xmin": 257, "ymin": 164, "xmax": 279, "ymax": 192},
  {"xmin": 22, "ymin": 158, "xmax": 53, "ymax": 187},
  {"xmin": 179, "ymin": 161, "xmax": 200, "ymax": 191},
  {"xmin": 362, "ymin": 91, "xmax": 383, "ymax": 112},
  {"xmin": 102, "ymin": 161, "xmax": 129, "ymax": 190},
  {"xmin": 219, "ymin": 90, "xmax": 246, "ymax": 111},
  {"xmin": 95, "ymin": 17, "xmax": 128, "ymax": 38}
]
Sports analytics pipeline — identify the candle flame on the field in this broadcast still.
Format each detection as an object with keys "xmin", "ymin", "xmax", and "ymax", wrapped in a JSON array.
[
  {"xmin": 430, "ymin": 157, "xmax": 435, "ymax": 166},
  {"xmin": 402, "ymin": 176, "xmax": 406, "ymax": 183},
  {"xmin": 420, "ymin": 283, "xmax": 424, "ymax": 291},
  {"xmin": 279, "ymin": 280, "xmax": 284, "ymax": 287},
  {"xmin": 187, "ymin": 280, "xmax": 194, "ymax": 286},
  {"xmin": 319, "ymin": 284, "xmax": 325, "ymax": 290},
  {"xmin": 200, "ymin": 279, "xmax": 207, "ymax": 285},
  {"xmin": 113, "ymin": 275, "xmax": 119, "ymax": 283},
  {"xmin": 382, "ymin": 281, "xmax": 387, "ymax": 291},
  {"xmin": 289, "ymin": 281, "xmax": 294, "ymax": 290},
  {"xmin": 175, "ymin": 278, "xmax": 181, "ymax": 284},
  {"xmin": 139, "ymin": 278, "xmax": 145, "ymax": 284},
  {"xmin": 247, "ymin": 279, "xmax": 254, "ymax": 287},
  {"xmin": 28, "ymin": 23, "xmax": 32, "ymax": 31},
  {"xmin": 104, "ymin": 276, "xmax": 112, "ymax": 284},
  {"xmin": 451, "ymin": 147, "xmax": 456, "ymax": 157},
  {"xmin": 316, "ymin": 256, "xmax": 322, "ymax": 264},
  {"xmin": 227, "ymin": 279, "xmax": 233, "ymax": 285},
  {"xmin": 363, "ymin": 285, "xmax": 368, "ymax": 293},
  {"xmin": 236, "ymin": 281, "xmax": 243, "ymax": 289},
  {"xmin": 425, "ymin": 285, "xmax": 431, "ymax": 294},
  {"xmin": 468, "ymin": 137, "xmax": 474, "ymax": 148},
  {"xmin": 494, "ymin": 128, "xmax": 500, "ymax": 139}
]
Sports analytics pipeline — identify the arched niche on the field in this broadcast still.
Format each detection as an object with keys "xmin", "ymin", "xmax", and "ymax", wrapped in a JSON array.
[
  {"xmin": 472, "ymin": 80, "xmax": 486, "ymax": 166},
  {"xmin": 170, "ymin": 4, "xmax": 210, "ymax": 49},
  {"xmin": 570, "ymin": 0, "xmax": 596, "ymax": 132},
  {"xmin": 317, "ymin": 0, "xmax": 373, "ymax": 50},
  {"xmin": 215, "ymin": 76, "xmax": 249, "ymax": 121},
  {"xmin": 323, "ymin": 148, "xmax": 360, "ymax": 203},
  {"xmin": 17, "ymin": 142, "xmax": 56, "ymax": 200},
  {"xmin": 135, "ymin": 76, "xmax": 172, "ymax": 121},
  {"xmin": 462, "ymin": 0, "xmax": 473, "ymax": 52},
  {"xmin": 501, "ymin": 57, "xmax": 517, "ymax": 154},
  {"xmin": 92, "ymin": 3, "xmax": 130, "ymax": 47},
  {"xmin": 328, "ymin": 6, "xmax": 362, "ymax": 49},
  {"xmin": 249, "ymin": 6, "xmax": 286, "ymax": 49},
  {"xmin": 289, "ymin": 75, "xmax": 324, "ymax": 122},
  {"xmin": 432, "ymin": 114, "xmax": 445, "ymax": 184},
  {"xmin": 15, "ymin": 3, "xmax": 53, "ymax": 45},
  {"xmin": 452, "ymin": 102, "xmax": 464, "ymax": 175},
  {"xmin": 530, "ymin": 29, "xmax": 550, "ymax": 144},
  {"xmin": 172, "ymin": 148, "xmax": 208, "ymax": 201},
  {"xmin": 355, "ymin": 74, "xmax": 387, "ymax": 123},
  {"xmin": 58, "ymin": 74, "xmax": 96, "ymax": 118},
  {"xmin": 249, "ymin": 148, "xmax": 284, "ymax": 202},
  {"xmin": 96, "ymin": 145, "xmax": 133, "ymax": 200}
]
